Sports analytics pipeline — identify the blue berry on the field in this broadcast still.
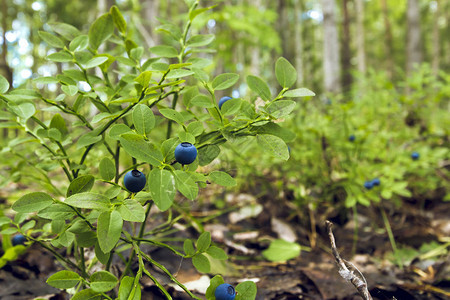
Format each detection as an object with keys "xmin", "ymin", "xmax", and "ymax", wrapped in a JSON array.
[
  {"xmin": 411, "ymin": 151, "xmax": 420, "ymax": 160},
  {"xmin": 215, "ymin": 283, "xmax": 236, "ymax": 300},
  {"xmin": 175, "ymin": 142, "xmax": 198, "ymax": 165},
  {"xmin": 218, "ymin": 96, "xmax": 232, "ymax": 109},
  {"xmin": 372, "ymin": 178, "xmax": 381, "ymax": 186},
  {"xmin": 12, "ymin": 234, "xmax": 27, "ymax": 246},
  {"xmin": 348, "ymin": 135, "xmax": 355, "ymax": 142},
  {"xmin": 364, "ymin": 181, "xmax": 374, "ymax": 190},
  {"xmin": 123, "ymin": 170, "xmax": 146, "ymax": 193}
]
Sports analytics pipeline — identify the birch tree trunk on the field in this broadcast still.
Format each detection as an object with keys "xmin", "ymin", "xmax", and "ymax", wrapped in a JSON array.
[
  {"xmin": 250, "ymin": 0, "xmax": 262, "ymax": 75},
  {"xmin": 355, "ymin": 0, "xmax": 366, "ymax": 77},
  {"xmin": 406, "ymin": 0, "xmax": 422, "ymax": 76},
  {"xmin": 293, "ymin": 0, "xmax": 303, "ymax": 86},
  {"xmin": 341, "ymin": 0, "xmax": 352, "ymax": 91},
  {"xmin": 431, "ymin": 0, "xmax": 440, "ymax": 76},
  {"xmin": 322, "ymin": 0, "xmax": 341, "ymax": 93},
  {"xmin": 381, "ymin": 0, "xmax": 394, "ymax": 78}
]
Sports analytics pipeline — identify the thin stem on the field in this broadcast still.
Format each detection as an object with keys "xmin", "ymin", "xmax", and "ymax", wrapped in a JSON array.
[
  {"xmin": 352, "ymin": 205, "xmax": 359, "ymax": 256},
  {"xmin": 35, "ymin": 240, "xmax": 82, "ymax": 274},
  {"xmin": 379, "ymin": 205, "xmax": 401, "ymax": 268}
]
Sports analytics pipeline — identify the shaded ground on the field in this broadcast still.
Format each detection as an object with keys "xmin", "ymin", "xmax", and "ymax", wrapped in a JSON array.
[{"xmin": 0, "ymin": 188, "xmax": 449, "ymax": 300}]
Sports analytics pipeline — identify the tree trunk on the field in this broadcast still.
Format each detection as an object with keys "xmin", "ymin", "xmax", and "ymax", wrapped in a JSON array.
[
  {"xmin": 1, "ymin": 0, "xmax": 13, "ymax": 86},
  {"xmin": 355, "ymin": 0, "xmax": 366, "ymax": 78},
  {"xmin": 406, "ymin": 0, "xmax": 422, "ymax": 76},
  {"xmin": 293, "ymin": 0, "xmax": 303, "ymax": 86},
  {"xmin": 381, "ymin": 0, "xmax": 394, "ymax": 78},
  {"xmin": 322, "ymin": 0, "xmax": 341, "ymax": 93},
  {"xmin": 250, "ymin": 0, "xmax": 262, "ymax": 75},
  {"xmin": 432, "ymin": 0, "xmax": 440, "ymax": 76},
  {"xmin": 340, "ymin": 0, "xmax": 352, "ymax": 92}
]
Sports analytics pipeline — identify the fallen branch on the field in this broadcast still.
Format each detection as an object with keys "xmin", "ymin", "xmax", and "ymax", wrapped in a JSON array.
[{"xmin": 326, "ymin": 220, "xmax": 373, "ymax": 300}]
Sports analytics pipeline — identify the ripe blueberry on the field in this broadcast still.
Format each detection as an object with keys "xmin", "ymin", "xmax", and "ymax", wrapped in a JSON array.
[
  {"xmin": 218, "ymin": 96, "xmax": 232, "ymax": 109},
  {"xmin": 215, "ymin": 283, "xmax": 236, "ymax": 300},
  {"xmin": 372, "ymin": 178, "xmax": 381, "ymax": 186},
  {"xmin": 12, "ymin": 234, "xmax": 27, "ymax": 246},
  {"xmin": 411, "ymin": 151, "xmax": 420, "ymax": 160},
  {"xmin": 348, "ymin": 135, "xmax": 355, "ymax": 142},
  {"xmin": 364, "ymin": 180, "xmax": 373, "ymax": 190},
  {"xmin": 123, "ymin": 170, "xmax": 146, "ymax": 193},
  {"xmin": 175, "ymin": 142, "xmax": 197, "ymax": 165}
]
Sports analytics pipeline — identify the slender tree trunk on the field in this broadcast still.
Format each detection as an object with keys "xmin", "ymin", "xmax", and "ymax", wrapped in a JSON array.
[
  {"xmin": 432, "ymin": 0, "xmax": 440, "ymax": 76},
  {"xmin": 341, "ymin": 0, "xmax": 352, "ymax": 92},
  {"xmin": 1, "ymin": 0, "xmax": 12, "ymax": 86},
  {"xmin": 322, "ymin": 0, "xmax": 341, "ymax": 93},
  {"xmin": 355, "ymin": 0, "xmax": 366, "ymax": 77},
  {"xmin": 293, "ymin": 0, "xmax": 303, "ymax": 86},
  {"xmin": 250, "ymin": 0, "xmax": 262, "ymax": 75},
  {"xmin": 140, "ymin": 0, "xmax": 159, "ymax": 48},
  {"xmin": 381, "ymin": 0, "xmax": 394, "ymax": 78},
  {"xmin": 277, "ymin": 0, "xmax": 292, "ymax": 62},
  {"xmin": 406, "ymin": 0, "xmax": 422, "ymax": 76}
]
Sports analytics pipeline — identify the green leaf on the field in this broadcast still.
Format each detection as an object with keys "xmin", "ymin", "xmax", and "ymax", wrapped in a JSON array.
[
  {"xmin": 212, "ymin": 73, "xmax": 239, "ymax": 91},
  {"xmin": 46, "ymin": 270, "xmax": 81, "ymax": 289},
  {"xmin": 0, "ymin": 74, "xmax": 10, "ymax": 93},
  {"xmin": 67, "ymin": 175, "xmax": 95, "ymax": 197},
  {"xmin": 254, "ymin": 122, "xmax": 296, "ymax": 142},
  {"xmin": 50, "ymin": 113, "xmax": 68, "ymax": 135},
  {"xmin": 256, "ymin": 134, "xmax": 289, "ymax": 160},
  {"xmin": 235, "ymin": 281, "xmax": 257, "ymax": 300},
  {"xmin": 283, "ymin": 88, "xmax": 315, "ymax": 98},
  {"xmin": 38, "ymin": 31, "xmax": 65, "ymax": 48},
  {"xmin": 37, "ymin": 204, "xmax": 76, "ymax": 220},
  {"xmin": 187, "ymin": 34, "xmax": 215, "ymax": 47},
  {"xmin": 198, "ymin": 144, "xmax": 220, "ymax": 166},
  {"xmin": 132, "ymin": 104, "xmax": 155, "ymax": 135},
  {"xmin": 65, "ymin": 192, "xmax": 111, "ymax": 210},
  {"xmin": 266, "ymin": 100, "xmax": 296, "ymax": 119},
  {"xmin": 71, "ymin": 289, "xmax": 101, "ymax": 300},
  {"xmin": 183, "ymin": 239, "xmax": 195, "ymax": 256},
  {"xmin": 209, "ymin": 171, "xmax": 236, "ymax": 187},
  {"xmin": 76, "ymin": 231, "xmax": 97, "ymax": 247},
  {"xmin": 90, "ymin": 271, "xmax": 118, "ymax": 293},
  {"xmin": 84, "ymin": 56, "xmax": 109, "ymax": 69},
  {"xmin": 189, "ymin": 5, "xmax": 217, "ymax": 21},
  {"xmin": 178, "ymin": 131, "xmax": 196, "ymax": 144},
  {"xmin": 206, "ymin": 246, "xmax": 228, "ymax": 260},
  {"xmin": 89, "ymin": 13, "xmax": 114, "ymax": 50},
  {"xmin": 119, "ymin": 133, "xmax": 163, "ymax": 166},
  {"xmin": 149, "ymin": 45, "xmax": 178, "ymax": 58},
  {"xmin": 33, "ymin": 76, "xmax": 59, "ymax": 84},
  {"xmin": 247, "ymin": 75, "xmax": 271, "ymax": 101},
  {"xmin": 221, "ymin": 98, "xmax": 242, "ymax": 116},
  {"xmin": 116, "ymin": 199, "xmax": 145, "ymax": 222},
  {"xmin": 69, "ymin": 35, "xmax": 89, "ymax": 51},
  {"xmin": 192, "ymin": 253, "xmax": 210, "ymax": 273},
  {"xmin": 159, "ymin": 108, "xmax": 185, "ymax": 124},
  {"xmin": 12, "ymin": 192, "xmax": 53, "ymax": 213},
  {"xmin": 196, "ymin": 231, "xmax": 211, "ymax": 252},
  {"xmin": 262, "ymin": 239, "xmax": 301, "ymax": 262},
  {"xmin": 190, "ymin": 94, "xmax": 214, "ymax": 108},
  {"xmin": 166, "ymin": 69, "xmax": 194, "ymax": 79},
  {"xmin": 61, "ymin": 85, "xmax": 78, "ymax": 96},
  {"xmin": 95, "ymin": 242, "xmax": 110, "ymax": 265},
  {"xmin": 206, "ymin": 275, "xmax": 225, "ymax": 299},
  {"xmin": 48, "ymin": 22, "xmax": 81, "ymax": 40},
  {"xmin": 149, "ymin": 168, "xmax": 176, "ymax": 211},
  {"xmin": 99, "ymin": 157, "xmax": 115, "ymax": 181},
  {"xmin": 76, "ymin": 132, "xmax": 102, "ymax": 149},
  {"xmin": 97, "ymin": 210, "xmax": 123, "ymax": 253},
  {"xmin": 109, "ymin": 124, "xmax": 132, "ymax": 139},
  {"xmin": 118, "ymin": 276, "xmax": 141, "ymax": 300},
  {"xmin": 110, "ymin": 6, "xmax": 127, "ymax": 34},
  {"xmin": 134, "ymin": 71, "xmax": 152, "ymax": 87},
  {"xmin": 161, "ymin": 137, "xmax": 178, "ymax": 162},
  {"xmin": 48, "ymin": 128, "xmax": 62, "ymax": 141},
  {"xmin": 275, "ymin": 57, "xmax": 297, "ymax": 88},
  {"xmin": 186, "ymin": 121, "xmax": 204, "ymax": 136},
  {"xmin": 173, "ymin": 170, "xmax": 198, "ymax": 200},
  {"xmin": 8, "ymin": 102, "xmax": 36, "ymax": 120},
  {"xmin": 46, "ymin": 51, "xmax": 73, "ymax": 62}
]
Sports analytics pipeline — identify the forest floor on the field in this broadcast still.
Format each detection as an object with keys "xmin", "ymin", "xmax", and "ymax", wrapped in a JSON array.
[{"xmin": 0, "ymin": 183, "xmax": 449, "ymax": 300}]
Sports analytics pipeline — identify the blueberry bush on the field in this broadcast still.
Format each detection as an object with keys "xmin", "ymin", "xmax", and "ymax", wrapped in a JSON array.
[{"xmin": 0, "ymin": 1, "xmax": 315, "ymax": 298}]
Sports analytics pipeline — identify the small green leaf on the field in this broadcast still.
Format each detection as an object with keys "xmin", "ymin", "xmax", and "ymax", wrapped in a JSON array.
[
  {"xmin": 48, "ymin": 22, "xmax": 81, "ymax": 40},
  {"xmin": 90, "ymin": 271, "xmax": 118, "ymax": 293},
  {"xmin": 196, "ymin": 231, "xmax": 211, "ymax": 252},
  {"xmin": 275, "ymin": 57, "xmax": 297, "ymax": 88},
  {"xmin": 134, "ymin": 71, "xmax": 152, "ymax": 87},
  {"xmin": 109, "ymin": 124, "xmax": 132, "ymax": 139},
  {"xmin": 0, "ymin": 74, "xmax": 10, "ymax": 93},
  {"xmin": 118, "ymin": 276, "xmax": 141, "ymax": 300},
  {"xmin": 183, "ymin": 239, "xmax": 195, "ymax": 256},
  {"xmin": 76, "ymin": 231, "xmax": 97, "ymax": 247},
  {"xmin": 206, "ymin": 275, "xmax": 225, "ymax": 299},
  {"xmin": 149, "ymin": 169, "xmax": 176, "ymax": 211},
  {"xmin": 187, "ymin": 34, "xmax": 215, "ymax": 47},
  {"xmin": 89, "ymin": 13, "xmax": 114, "ymax": 50},
  {"xmin": 110, "ymin": 6, "xmax": 127, "ymax": 34},
  {"xmin": 262, "ymin": 239, "xmax": 301, "ymax": 262},
  {"xmin": 71, "ymin": 289, "xmax": 101, "ymax": 300},
  {"xmin": 186, "ymin": 121, "xmax": 204, "ymax": 136},
  {"xmin": 69, "ymin": 35, "xmax": 89, "ymax": 51},
  {"xmin": 159, "ymin": 108, "xmax": 185, "ymax": 124},
  {"xmin": 173, "ymin": 170, "xmax": 199, "ymax": 200},
  {"xmin": 132, "ymin": 104, "xmax": 155, "ymax": 135},
  {"xmin": 84, "ymin": 56, "xmax": 109, "ymax": 69},
  {"xmin": 206, "ymin": 246, "xmax": 228, "ymax": 260},
  {"xmin": 192, "ymin": 253, "xmax": 210, "ymax": 273},
  {"xmin": 95, "ymin": 242, "xmax": 110, "ymax": 265},
  {"xmin": 67, "ymin": 175, "xmax": 95, "ymax": 197},
  {"xmin": 235, "ymin": 281, "xmax": 257, "ymax": 300},
  {"xmin": 61, "ymin": 85, "xmax": 78, "ymax": 96},
  {"xmin": 209, "ymin": 171, "xmax": 236, "ymax": 187},
  {"xmin": 8, "ymin": 102, "xmax": 36, "ymax": 120},
  {"xmin": 50, "ymin": 113, "xmax": 68, "ymax": 136},
  {"xmin": 97, "ymin": 210, "xmax": 123, "ymax": 253},
  {"xmin": 166, "ymin": 69, "xmax": 194, "ymax": 79},
  {"xmin": 283, "ymin": 88, "xmax": 315, "ymax": 98},
  {"xmin": 37, "ymin": 204, "xmax": 76, "ymax": 220},
  {"xmin": 149, "ymin": 45, "xmax": 178, "ymax": 58},
  {"xmin": 212, "ymin": 73, "xmax": 239, "ymax": 91},
  {"xmin": 266, "ymin": 100, "xmax": 296, "ymax": 119},
  {"xmin": 119, "ymin": 133, "xmax": 163, "ymax": 166},
  {"xmin": 190, "ymin": 94, "xmax": 214, "ymax": 108},
  {"xmin": 46, "ymin": 51, "xmax": 73, "ymax": 62},
  {"xmin": 247, "ymin": 75, "xmax": 271, "ymax": 101},
  {"xmin": 99, "ymin": 157, "xmax": 115, "ymax": 181},
  {"xmin": 76, "ymin": 133, "xmax": 102, "ymax": 149},
  {"xmin": 198, "ymin": 144, "xmax": 220, "ymax": 166},
  {"xmin": 46, "ymin": 270, "xmax": 81, "ymax": 289},
  {"xmin": 256, "ymin": 134, "xmax": 289, "ymax": 160},
  {"xmin": 12, "ymin": 192, "xmax": 53, "ymax": 213},
  {"xmin": 38, "ymin": 31, "xmax": 65, "ymax": 48},
  {"xmin": 116, "ymin": 199, "xmax": 145, "ymax": 222},
  {"xmin": 65, "ymin": 192, "xmax": 111, "ymax": 210}
]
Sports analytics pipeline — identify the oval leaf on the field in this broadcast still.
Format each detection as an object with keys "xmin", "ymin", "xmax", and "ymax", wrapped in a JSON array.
[
  {"xmin": 247, "ymin": 75, "xmax": 271, "ymax": 101},
  {"xmin": 99, "ymin": 157, "xmax": 115, "ymax": 181},
  {"xmin": 212, "ymin": 73, "xmax": 239, "ymax": 91},
  {"xmin": 46, "ymin": 270, "xmax": 81, "ymax": 289},
  {"xmin": 97, "ymin": 210, "xmax": 123, "ymax": 253},
  {"xmin": 90, "ymin": 271, "xmax": 118, "ymax": 293},
  {"xmin": 67, "ymin": 175, "xmax": 95, "ymax": 197},
  {"xmin": 12, "ymin": 192, "xmax": 53, "ymax": 213},
  {"xmin": 65, "ymin": 192, "xmax": 111, "ymax": 210},
  {"xmin": 275, "ymin": 57, "xmax": 297, "ymax": 88}
]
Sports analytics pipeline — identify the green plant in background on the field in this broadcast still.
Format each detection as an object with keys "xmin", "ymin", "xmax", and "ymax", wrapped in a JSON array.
[{"xmin": 0, "ymin": 1, "xmax": 312, "ymax": 298}]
